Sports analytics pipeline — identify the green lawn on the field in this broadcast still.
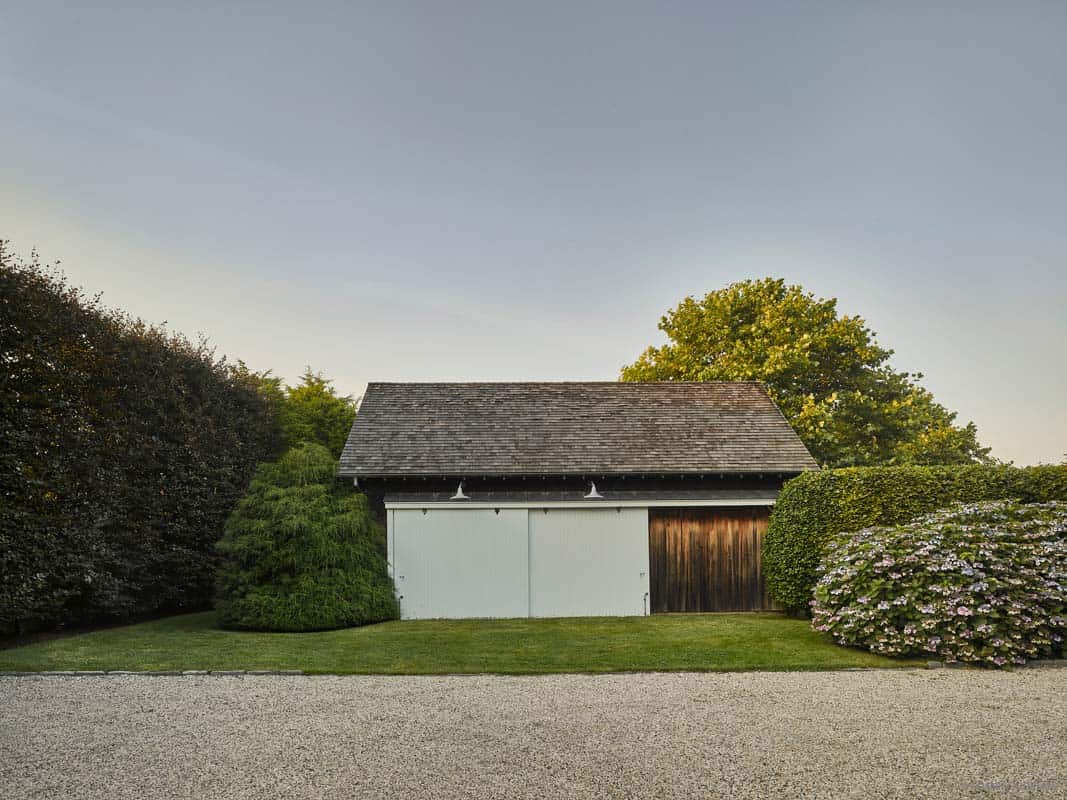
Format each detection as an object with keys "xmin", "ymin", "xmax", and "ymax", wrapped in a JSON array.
[{"xmin": 0, "ymin": 612, "xmax": 920, "ymax": 674}]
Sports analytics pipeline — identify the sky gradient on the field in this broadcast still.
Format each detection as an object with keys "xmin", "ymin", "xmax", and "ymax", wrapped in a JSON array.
[{"xmin": 2, "ymin": 2, "xmax": 1065, "ymax": 465}]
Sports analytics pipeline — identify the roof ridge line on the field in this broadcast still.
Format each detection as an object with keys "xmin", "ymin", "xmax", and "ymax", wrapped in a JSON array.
[{"xmin": 364, "ymin": 380, "xmax": 768, "ymax": 386}]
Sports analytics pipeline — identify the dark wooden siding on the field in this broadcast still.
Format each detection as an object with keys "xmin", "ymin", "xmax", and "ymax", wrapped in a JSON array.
[
  {"xmin": 361, "ymin": 473, "xmax": 789, "ymax": 497},
  {"xmin": 648, "ymin": 507, "xmax": 779, "ymax": 612}
]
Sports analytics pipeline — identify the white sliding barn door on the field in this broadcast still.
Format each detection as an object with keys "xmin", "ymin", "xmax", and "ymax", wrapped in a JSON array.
[
  {"xmin": 391, "ymin": 508, "xmax": 528, "ymax": 619},
  {"xmin": 528, "ymin": 508, "xmax": 650, "ymax": 617}
]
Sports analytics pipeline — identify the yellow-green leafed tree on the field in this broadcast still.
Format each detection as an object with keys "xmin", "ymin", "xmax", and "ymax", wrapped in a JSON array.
[{"xmin": 621, "ymin": 278, "xmax": 990, "ymax": 468}]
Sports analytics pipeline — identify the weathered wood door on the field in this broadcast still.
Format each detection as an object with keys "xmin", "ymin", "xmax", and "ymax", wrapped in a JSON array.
[{"xmin": 648, "ymin": 507, "xmax": 778, "ymax": 612}]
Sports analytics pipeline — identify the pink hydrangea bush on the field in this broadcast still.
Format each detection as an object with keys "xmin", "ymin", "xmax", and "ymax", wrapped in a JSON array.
[{"xmin": 811, "ymin": 501, "xmax": 1066, "ymax": 667}]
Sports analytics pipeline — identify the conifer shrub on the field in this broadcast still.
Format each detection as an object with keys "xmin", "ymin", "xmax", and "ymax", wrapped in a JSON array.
[
  {"xmin": 811, "ymin": 501, "xmax": 1066, "ymax": 667},
  {"xmin": 215, "ymin": 443, "xmax": 398, "ymax": 631}
]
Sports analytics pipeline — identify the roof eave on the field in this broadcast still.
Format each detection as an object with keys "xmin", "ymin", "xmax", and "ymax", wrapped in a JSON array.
[{"xmin": 337, "ymin": 466, "xmax": 818, "ymax": 479}]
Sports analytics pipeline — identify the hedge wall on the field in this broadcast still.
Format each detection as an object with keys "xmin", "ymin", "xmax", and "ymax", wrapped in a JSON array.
[
  {"xmin": 763, "ymin": 464, "xmax": 1067, "ymax": 615},
  {"xmin": 0, "ymin": 244, "xmax": 280, "ymax": 634}
]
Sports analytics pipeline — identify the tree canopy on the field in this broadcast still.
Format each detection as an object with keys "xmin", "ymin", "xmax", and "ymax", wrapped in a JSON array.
[
  {"xmin": 243, "ymin": 367, "xmax": 357, "ymax": 456},
  {"xmin": 621, "ymin": 278, "xmax": 990, "ymax": 467}
]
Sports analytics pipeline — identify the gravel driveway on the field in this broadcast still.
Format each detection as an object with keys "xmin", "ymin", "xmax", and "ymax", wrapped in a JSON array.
[{"xmin": 1, "ymin": 669, "xmax": 1064, "ymax": 799}]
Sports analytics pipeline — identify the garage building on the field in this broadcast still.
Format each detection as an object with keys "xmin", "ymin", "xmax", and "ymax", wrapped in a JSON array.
[{"xmin": 339, "ymin": 382, "xmax": 817, "ymax": 619}]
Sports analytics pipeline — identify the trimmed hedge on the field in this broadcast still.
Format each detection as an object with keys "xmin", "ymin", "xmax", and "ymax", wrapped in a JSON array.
[
  {"xmin": 763, "ymin": 465, "xmax": 1067, "ymax": 615},
  {"xmin": 1, "ymin": 245, "xmax": 280, "ymax": 634},
  {"xmin": 214, "ymin": 443, "xmax": 398, "ymax": 631}
]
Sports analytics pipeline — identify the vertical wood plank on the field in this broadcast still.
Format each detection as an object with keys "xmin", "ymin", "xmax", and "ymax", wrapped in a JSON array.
[{"xmin": 648, "ymin": 507, "xmax": 778, "ymax": 612}]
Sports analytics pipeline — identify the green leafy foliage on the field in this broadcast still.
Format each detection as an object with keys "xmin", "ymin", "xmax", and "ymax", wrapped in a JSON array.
[
  {"xmin": 764, "ymin": 464, "xmax": 1067, "ymax": 614},
  {"xmin": 246, "ymin": 367, "xmax": 356, "ymax": 456},
  {"xmin": 621, "ymin": 277, "xmax": 990, "ymax": 467},
  {"xmin": 812, "ymin": 501, "xmax": 1066, "ymax": 667},
  {"xmin": 0, "ymin": 243, "xmax": 280, "ymax": 634},
  {"xmin": 214, "ymin": 443, "xmax": 398, "ymax": 631},
  {"xmin": 278, "ymin": 368, "xmax": 356, "ymax": 455}
]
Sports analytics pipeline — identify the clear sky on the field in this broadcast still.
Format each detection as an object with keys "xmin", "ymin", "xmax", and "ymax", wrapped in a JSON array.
[{"xmin": 2, "ymin": 2, "xmax": 1065, "ymax": 465}]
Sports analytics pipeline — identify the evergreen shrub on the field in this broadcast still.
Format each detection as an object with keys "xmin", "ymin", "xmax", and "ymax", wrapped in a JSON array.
[{"xmin": 215, "ymin": 443, "xmax": 398, "ymax": 631}]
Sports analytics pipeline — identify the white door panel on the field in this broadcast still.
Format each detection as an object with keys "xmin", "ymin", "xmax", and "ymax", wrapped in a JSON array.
[
  {"xmin": 528, "ymin": 508, "xmax": 650, "ymax": 617},
  {"xmin": 391, "ymin": 508, "xmax": 528, "ymax": 619}
]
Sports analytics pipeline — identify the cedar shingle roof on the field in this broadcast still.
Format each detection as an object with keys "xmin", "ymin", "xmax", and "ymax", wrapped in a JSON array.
[{"xmin": 339, "ymin": 382, "xmax": 818, "ymax": 477}]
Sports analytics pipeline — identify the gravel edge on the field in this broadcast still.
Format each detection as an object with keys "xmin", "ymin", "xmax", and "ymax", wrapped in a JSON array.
[
  {"xmin": 0, "ymin": 669, "xmax": 305, "ymax": 677},
  {"xmin": 1, "ymin": 659, "xmax": 1065, "ymax": 677}
]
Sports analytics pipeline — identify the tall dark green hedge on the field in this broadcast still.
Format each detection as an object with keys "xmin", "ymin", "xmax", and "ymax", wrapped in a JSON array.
[
  {"xmin": 763, "ymin": 464, "xmax": 1067, "ymax": 615},
  {"xmin": 214, "ymin": 443, "xmax": 397, "ymax": 631},
  {"xmin": 0, "ymin": 244, "xmax": 280, "ymax": 634}
]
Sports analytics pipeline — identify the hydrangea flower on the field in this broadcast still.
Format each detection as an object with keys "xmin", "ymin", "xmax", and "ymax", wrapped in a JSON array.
[{"xmin": 810, "ymin": 501, "xmax": 1067, "ymax": 669}]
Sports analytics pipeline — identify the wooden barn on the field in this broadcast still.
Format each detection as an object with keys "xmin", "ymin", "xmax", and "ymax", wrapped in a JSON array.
[{"xmin": 338, "ymin": 382, "xmax": 818, "ymax": 619}]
